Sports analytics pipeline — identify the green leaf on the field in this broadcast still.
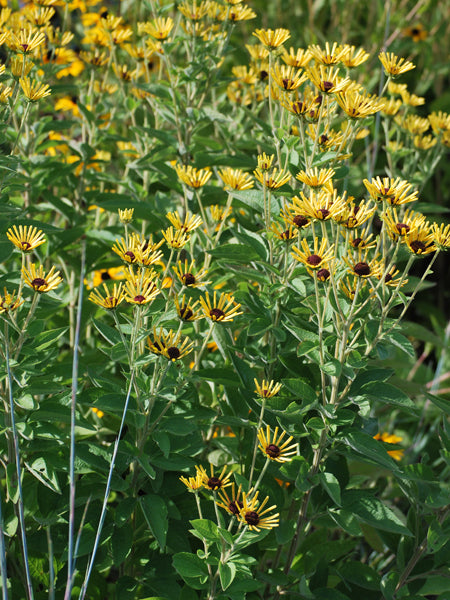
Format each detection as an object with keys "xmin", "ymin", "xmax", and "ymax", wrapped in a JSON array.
[
  {"xmin": 207, "ymin": 243, "xmax": 260, "ymax": 262},
  {"xmin": 92, "ymin": 317, "xmax": 123, "ymax": 346},
  {"xmin": 385, "ymin": 331, "xmax": 415, "ymax": 358},
  {"xmin": 342, "ymin": 431, "xmax": 400, "ymax": 472},
  {"xmin": 111, "ymin": 525, "xmax": 133, "ymax": 565},
  {"xmin": 173, "ymin": 552, "xmax": 209, "ymax": 579},
  {"xmin": 190, "ymin": 519, "xmax": 219, "ymax": 543},
  {"xmin": 30, "ymin": 327, "xmax": 68, "ymax": 351},
  {"xmin": 426, "ymin": 392, "xmax": 450, "ymax": 416},
  {"xmin": 196, "ymin": 368, "xmax": 241, "ymax": 387},
  {"xmin": 219, "ymin": 561, "xmax": 236, "ymax": 591},
  {"xmin": 349, "ymin": 368, "xmax": 394, "ymax": 395},
  {"xmin": 319, "ymin": 472, "xmax": 341, "ymax": 506},
  {"xmin": 338, "ymin": 562, "xmax": 381, "ymax": 590},
  {"xmin": 328, "ymin": 509, "xmax": 361, "ymax": 536},
  {"xmin": 360, "ymin": 381, "xmax": 416, "ymax": 412},
  {"xmin": 282, "ymin": 378, "xmax": 317, "ymax": 403},
  {"xmin": 139, "ymin": 494, "xmax": 168, "ymax": 550},
  {"xmin": 342, "ymin": 490, "xmax": 411, "ymax": 536}
]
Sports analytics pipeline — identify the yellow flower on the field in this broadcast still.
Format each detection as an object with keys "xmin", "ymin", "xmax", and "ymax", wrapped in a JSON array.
[
  {"xmin": 20, "ymin": 77, "xmax": 51, "ymax": 102},
  {"xmin": 140, "ymin": 17, "xmax": 174, "ymax": 40},
  {"xmin": 296, "ymin": 167, "xmax": 335, "ymax": 190},
  {"xmin": 374, "ymin": 432, "xmax": 404, "ymax": 461},
  {"xmin": 336, "ymin": 199, "xmax": 375, "ymax": 229},
  {"xmin": 270, "ymin": 221, "xmax": 297, "ymax": 241},
  {"xmin": 413, "ymin": 134, "xmax": 437, "ymax": 150},
  {"xmin": 216, "ymin": 483, "xmax": 245, "ymax": 515},
  {"xmin": 431, "ymin": 223, "xmax": 450, "ymax": 251},
  {"xmin": 254, "ymin": 167, "xmax": 291, "ymax": 189},
  {"xmin": 381, "ymin": 207, "xmax": 426, "ymax": 242},
  {"xmin": 402, "ymin": 23, "xmax": 427, "ymax": 42},
  {"xmin": 162, "ymin": 227, "xmax": 191, "ymax": 249},
  {"xmin": 428, "ymin": 111, "xmax": 450, "ymax": 135},
  {"xmin": 308, "ymin": 42, "xmax": 347, "ymax": 65},
  {"xmin": 220, "ymin": 4, "xmax": 256, "ymax": 21},
  {"xmin": 306, "ymin": 64, "xmax": 350, "ymax": 94},
  {"xmin": 179, "ymin": 472, "xmax": 204, "ymax": 491},
  {"xmin": 199, "ymin": 291, "xmax": 242, "ymax": 322},
  {"xmin": 349, "ymin": 228, "xmax": 377, "ymax": 251},
  {"xmin": 166, "ymin": 210, "xmax": 203, "ymax": 232},
  {"xmin": 335, "ymin": 90, "xmax": 385, "ymax": 119},
  {"xmin": 178, "ymin": 0, "xmax": 209, "ymax": 20},
  {"xmin": 344, "ymin": 252, "xmax": 383, "ymax": 278},
  {"xmin": 91, "ymin": 407, "xmax": 104, "ymax": 419},
  {"xmin": 252, "ymin": 28, "xmax": 290, "ymax": 50},
  {"xmin": 290, "ymin": 190, "xmax": 347, "ymax": 221},
  {"xmin": 381, "ymin": 97, "xmax": 402, "ymax": 117},
  {"xmin": 174, "ymin": 294, "xmax": 203, "ymax": 321},
  {"xmin": 172, "ymin": 259, "xmax": 211, "ymax": 288},
  {"xmin": 22, "ymin": 264, "xmax": 62, "ymax": 293},
  {"xmin": 291, "ymin": 237, "xmax": 334, "ymax": 271},
  {"xmin": 379, "ymin": 52, "xmax": 415, "ymax": 77},
  {"xmin": 118, "ymin": 208, "xmax": 134, "ymax": 223},
  {"xmin": 363, "ymin": 176, "xmax": 418, "ymax": 205},
  {"xmin": 112, "ymin": 236, "xmax": 139, "ymax": 264},
  {"xmin": 87, "ymin": 267, "xmax": 126, "ymax": 289},
  {"xmin": 0, "ymin": 288, "xmax": 23, "ymax": 314},
  {"xmin": 398, "ymin": 114, "xmax": 429, "ymax": 135},
  {"xmin": 282, "ymin": 46, "xmax": 312, "ymax": 68},
  {"xmin": 257, "ymin": 425, "xmax": 298, "ymax": 463},
  {"xmin": 6, "ymin": 225, "xmax": 45, "ymax": 253},
  {"xmin": 405, "ymin": 225, "xmax": 436, "ymax": 256},
  {"xmin": 254, "ymin": 379, "xmax": 282, "ymax": 398},
  {"xmin": 340, "ymin": 44, "xmax": 370, "ymax": 68},
  {"xmin": 257, "ymin": 153, "xmax": 275, "ymax": 171},
  {"xmin": 9, "ymin": 28, "xmax": 46, "ymax": 54},
  {"xmin": 175, "ymin": 164, "xmax": 212, "ymax": 188},
  {"xmin": 124, "ymin": 268, "xmax": 160, "ymax": 305},
  {"xmin": 237, "ymin": 491, "xmax": 279, "ymax": 531},
  {"xmin": 218, "ymin": 167, "xmax": 254, "ymax": 190},
  {"xmin": 195, "ymin": 464, "xmax": 233, "ymax": 490},
  {"xmin": 147, "ymin": 327, "xmax": 194, "ymax": 361},
  {"xmin": 271, "ymin": 64, "xmax": 307, "ymax": 92},
  {"xmin": 89, "ymin": 283, "xmax": 126, "ymax": 310}
]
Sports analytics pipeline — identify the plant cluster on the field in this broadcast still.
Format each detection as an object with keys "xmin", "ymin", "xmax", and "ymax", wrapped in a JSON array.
[{"xmin": 0, "ymin": 1, "xmax": 449, "ymax": 599}]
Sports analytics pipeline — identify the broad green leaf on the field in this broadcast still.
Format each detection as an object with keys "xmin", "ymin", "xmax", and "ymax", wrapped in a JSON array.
[
  {"xmin": 219, "ymin": 561, "xmax": 236, "ymax": 591},
  {"xmin": 196, "ymin": 368, "xmax": 241, "ymax": 387},
  {"xmin": 282, "ymin": 378, "xmax": 317, "ymax": 403},
  {"xmin": 111, "ymin": 525, "xmax": 133, "ymax": 565},
  {"xmin": 342, "ymin": 490, "xmax": 411, "ymax": 536},
  {"xmin": 328, "ymin": 509, "xmax": 361, "ymax": 536},
  {"xmin": 349, "ymin": 368, "xmax": 394, "ymax": 395},
  {"xmin": 173, "ymin": 552, "xmax": 209, "ymax": 579},
  {"xmin": 342, "ymin": 431, "xmax": 400, "ymax": 472},
  {"xmin": 426, "ymin": 392, "xmax": 450, "ymax": 416},
  {"xmin": 30, "ymin": 327, "xmax": 68, "ymax": 351},
  {"xmin": 140, "ymin": 494, "xmax": 168, "ymax": 550},
  {"xmin": 360, "ymin": 381, "xmax": 416, "ymax": 412},
  {"xmin": 92, "ymin": 317, "xmax": 123, "ymax": 346},
  {"xmin": 190, "ymin": 519, "xmax": 219, "ymax": 543},
  {"xmin": 338, "ymin": 562, "xmax": 381, "ymax": 590},
  {"xmin": 25, "ymin": 458, "xmax": 61, "ymax": 493},
  {"xmin": 319, "ymin": 472, "xmax": 341, "ymax": 506},
  {"xmin": 207, "ymin": 243, "xmax": 260, "ymax": 262}
]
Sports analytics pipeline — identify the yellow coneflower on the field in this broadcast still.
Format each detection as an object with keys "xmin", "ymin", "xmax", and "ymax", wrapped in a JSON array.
[
  {"xmin": 381, "ymin": 97, "xmax": 403, "ymax": 117},
  {"xmin": 380, "ymin": 265, "xmax": 408, "ymax": 288},
  {"xmin": 401, "ymin": 91, "xmax": 425, "ymax": 107},
  {"xmin": 336, "ymin": 199, "xmax": 375, "ymax": 229},
  {"xmin": 308, "ymin": 42, "xmax": 347, "ymax": 65},
  {"xmin": 291, "ymin": 190, "xmax": 347, "ymax": 222},
  {"xmin": 257, "ymin": 153, "xmax": 275, "ymax": 171},
  {"xmin": 89, "ymin": 283, "xmax": 126, "ymax": 310},
  {"xmin": 221, "ymin": 4, "xmax": 257, "ymax": 21},
  {"xmin": 174, "ymin": 294, "xmax": 203, "ymax": 321},
  {"xmin": 271, "ymin": 64, "xmax": 307, "ymax": 92},
  {"xmin": 374, "ymin": 432, "xmax": 404, "ymax": 461},
  {"xmin": 24, "ymin": 5, "xmax": 55, "ymax": 27},
  {"xmin": 118, "ymin": 208, "xmax": 134, "ymax": 223},
  {"xmin": 237, "ymin": 491, "xmax": 279, "ymax": 531},
  {"xmin": 246, "ymin": 43, "xmax": 270, "ymax": 61},
  {"xmin": 166, "ymin": 210, "xmax": 203, "ymax": 233},
  {"xmin": 124, "ymin": 268, "xmax": 160, "ymax": 305},
  {"xmin": 344, "ymin": 252, "xmax": 383, "ymax": 279},
  {"xmin": 150, "ymin": 327, "xmax": 194, "ymax": 361},
  {"xmin": 20, "ymin": 77, "xmax": 51, "ymax": 102},
  {"xmin": 431, "ymin": 223, "xmax": 450, "ymax": 251},
  {"xmin": 405, "ymin": 225, "xmax": 436, "ymax": 256},
  {"xmin": 0, "ymin": 289, "xmax": 23, "ymax": 314},
  {"xmin": 216, "ymin": 484, "xmax": 245, "ymax": 516},
  {"xmin": 6, "ymin": 225, "xmax": 46, "ymax": 253},
  {"xmin": 175, "ymin": 164, "xmax": 212, "ymax": 188},
  {"xmin": 281, "ymin": 96, "xmax": 315, "ymax": 119},
  {"xmin": 179, "ymin": 471, "xmax": 204, "ymax": 491},
  {"xmin": 282, "ymin": 46, "xmax": 312, "ymax": 68},
  {"xmin": 173, "ymin": 259, "xmax": 211, "ymax": 288},
  {"xmin": 87, "ymin": 267, "xmax": 126, "ymax": 289},
  {"xmin": 340, "ymin": 275, "xmax": 366, "ymax": 300},
  {"xmin": 402, "ymin": 23, "xmax": 427, "ymax": 42},
  {"xmin": 340, "ymin": 44, "xmax": 370, "ymax": 68},
  {"xmin": 296, "ymin": 167, "xmax": 334, "ymax": 190},
  {"xmin": 363, "ymin": 176, "xmax": 419, "ymax": 206},
  {"xmin": 379, "ymin": 52, "xmax": 415, "ymax": 77},
  {"xmin": 252, "ymin": 28, "xmax": 290, "ymax": 51},
  {"xmin": 254, "ymin": 378, "xmax": 282, "ymax": 398},
  {"xmin": 381, "ymin": 207, "xmax": 426, "ymax": 242},
  {"xmin": 140, "ymin": 17, "xmax": 174, "ymax": 40},
  {"xmin": 349, "ymin": 228, "xmax": 377, "ymax": 250},
  {"xmin": 209, "ymin": 204, "xmax": 232, "ymax": 224},
  {"xmin": 335, "ymin": 90, "xmax": 385, "ymax": 119},
  {"xmin": 162, "ymin": 227, "xmax": 191, "ymax": 249},
  {"xmin": 22, "ymin": 264, "xmax": 63, "ymax": 293},
  {"xmin": 10, "ymin": 56, "xmax": 34, "ymax": 79},
  {"xmin": 0, "ymin": 84, "xmax": 13, "ymax": 104},
  {"xmin": 218, "ymin": 167, "xmax": 254, "ymax": 190},
  {"xmin": 232, "ymin": 65, "xmax": 259, "ymax": 85},
  {"xmin": 112, "ymin": 236, "xmax": 139, "ymax": 264},
  {"xmin": 270, "ymin": 221, "xmax": 297, "ymax": 241},
  {"xmin": 428, "ymin": 111, "xmax": 450, "ymax": 135},
  {"xmin": 413, "ymin": 134, "xmax": 437, "ymax": 150},
  {"xmin": 306, "ymin": 64, "xmax": 350, "ymax": 94},
  {"xmin": 178, "ymin": 0, "xmax": 209, "ymax": 20},
  {"xmin": 9, "ymin": 28, "xmax": 46, "ymax": 54},
  {"xmin": 291, "ymin": 237, "xmax": 334, "ymax": 271},
  {"xmin": 257, "ymin": 425, "xmax": 297, "ymax": 463},
  {"xmin": 398, "ymin": 114, "xmax": 429, "ymax": 135},
  {"xmin": 254, "ymin": 167, "xmax": 291, "ymax": 189},
  {"xmin": 280, "ymin": 206, "xmax": 311, "ymax": 231},
  {"xmin": 195, "ymin": 464, "xmax": 233, "ymax": 490},
  {"xmin": 199, "ymin": 291, "xmax": 242, "ymax": 323}
]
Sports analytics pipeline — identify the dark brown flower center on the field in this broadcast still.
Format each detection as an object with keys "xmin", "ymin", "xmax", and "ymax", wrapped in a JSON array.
[
  {"xmin": 101, "ymin": 271, "xmax": 112, "ymax": 280},
  {"xmin": 32, "ymin": 277, "xmax": 47, "ymax": 289},
  {"xmin": 396, "ymin": 223, "xmax": 410, "ymax": 235},
  {"xmin": 318, "ymin": 208, "xmax": 330, "ymax": 219},
  {"xmin": 182, "ymin": 272, "xmax": 196, "ymax": 286},
  {"xmin": 385, "ymin": 273, "xmax": 393, "ymax": 283},
  {"xmin": 210, "ymin": 308, "xmax": 225, "ymax": 321},
  {"xmin": 245, "ymin": 511, "xmax": 260, "ymax": 526},
  {"xmin": 322, "ymin": 81, "xmax": 334, "ymax": 92},
  {"xmin": 167, "ymin": 346, "xmax": 180, "ymax": 360},
  {"xmin": 307, "ymin": 254, "xmax": 322, "ymax": 266},
  {"xmin": 180, "ymin": 305, "xmax": 193, "ymax": 320},
  {"xmin": 282, "ymin": 78, "xmax": 292, "ymax": 89},
  {"xmin": 207, "ymin": 477, "xmax": 222, "ymax": 490},
  {"xmin": 21, "ymin": 241, "xmax": 31, "ymax": 250},
  {"xmin": 266, "ymin": 444, "xmax": 281, "ymax": 458},
  {"xmin": 320, "ymin": 134, "xmax": 329, "ymax": 145},
  {"xmin": 354, "ymin": 262, "xmax": 371, "ymax": 276},
  {"xmin": 317, "ymin": 268, "xmax": 330, "ymax": 281},
  {"xmin": 259, "ymin": 70, "xmax": 268, "ymax": 81},
  {"xmin": 228, "ymin": 500, "xmax": 243, "ymax": 515},
  {"xmin": 124, "ymin": 251, "xmax": 136, "ymax": 262},
  {"xmin": 351, "ymin": 237, "xmax": 363, "ymax": 247},
  {"xmin": 410, "ymin": 240, "xmax": 426, "ymax": 253},
  {"xmin": 293, "ymin": 101, "xmax": 304, "ymax": 113},
  {"xmin": 293, "ymin": 215, "xmax": 309, "ymax": 228},
  {"xmin": 134, "ymin": 295, "xmax": 146, "ymax": 303}
]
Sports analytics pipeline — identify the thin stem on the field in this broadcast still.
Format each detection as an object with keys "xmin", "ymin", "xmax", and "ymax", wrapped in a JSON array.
[{"xmin": 0, "ymin": 486, "xmax": 9, "ymax": 600}]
